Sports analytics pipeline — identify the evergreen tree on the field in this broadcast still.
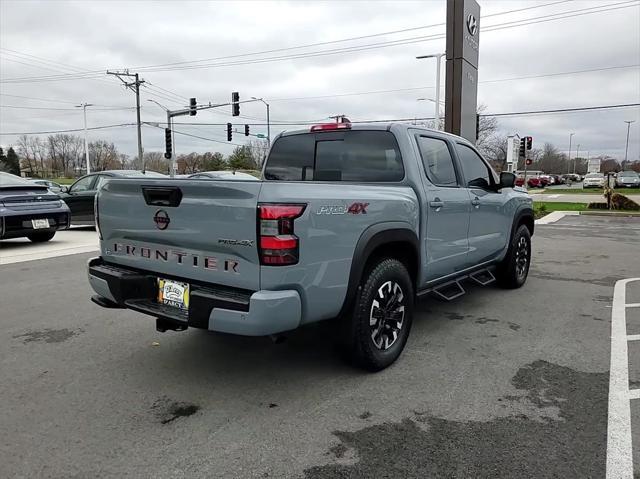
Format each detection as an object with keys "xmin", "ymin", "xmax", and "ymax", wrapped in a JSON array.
[{"xmin": 5, "ymin": 147, "xmax": 21, "ymax": 175}]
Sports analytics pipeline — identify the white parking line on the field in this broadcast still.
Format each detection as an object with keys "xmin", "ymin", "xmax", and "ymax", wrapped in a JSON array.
[
  {"xmin": 606, "ymin": 278, "xmax": 640, "ymax": 479},
  {"xmin": 628, "ymin": 335, "xmax": 640, "ymax": 342},
  {"xmin": 630, "ymin": 390, "xmax": 640, "ymax": 400},
  {"xmin": 627, "ymin": 303, "xmax": 640, "ymax": 308}
]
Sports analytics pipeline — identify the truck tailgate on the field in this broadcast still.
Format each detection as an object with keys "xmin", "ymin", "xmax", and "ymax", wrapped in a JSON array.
[{"xmin": 97, "ymin": 178, "xmax": 262, "ymax": 291}]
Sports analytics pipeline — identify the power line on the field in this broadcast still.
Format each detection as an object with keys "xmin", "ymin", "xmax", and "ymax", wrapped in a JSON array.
[
  {"xmin": 0, "ymin": 123, "xmax": 137, "ymax": 136},
  {"xmin": 0, "ymin": 104, "xmax": 135, "ymax": 111},
  {"xmin": 3, "ymin": 102, "xmax": 638, "ymax": 136},
  {"xmin": 1, "ymin": 1, "xmax": 635, "ymax": 82}
]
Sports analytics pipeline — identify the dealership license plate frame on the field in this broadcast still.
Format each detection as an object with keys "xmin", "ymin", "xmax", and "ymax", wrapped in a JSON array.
[
  {"xmin": 157, "ymin": 278, "xmax": 190, "ymax": 311},
  {"xmin": 31, "ymin": 218, "xmax": 50, "ymax": 229}
]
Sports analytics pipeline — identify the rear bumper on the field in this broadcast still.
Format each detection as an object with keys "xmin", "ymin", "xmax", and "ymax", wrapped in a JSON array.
[
  {"xmin": 0, "ymin": 210, "xmax": 70, "ymax": 239},
  {"xmin": 87, "ymin": 257, "xmax": 301, "ymax": 336}
]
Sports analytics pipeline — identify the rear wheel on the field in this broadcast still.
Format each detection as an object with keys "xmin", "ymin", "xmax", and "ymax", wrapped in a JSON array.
[
  {"xmin": 27, "ymin": 231, "xmax": 56, "ymax": 243},
  {"xmin": 496, "ymin": 224, "xmax": 531, "ymax": 289},
  {"xmin": 344, "ymin": 258, "xmax": 414, "ymax": 371}
]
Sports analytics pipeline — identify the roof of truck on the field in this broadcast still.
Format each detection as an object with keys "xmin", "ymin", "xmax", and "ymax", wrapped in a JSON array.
[{"xmin": 278, "ymin": 122, "xmax": 472, "ymax": 144}]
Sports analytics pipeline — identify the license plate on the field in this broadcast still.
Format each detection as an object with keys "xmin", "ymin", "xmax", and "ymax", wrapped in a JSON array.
[
  {"xmin": 157, "ymin": 278, "xmax": 190, "ymax": 310},
  {"xmin": 31, "ymin": 218, "xmax": 50, "ymax": 229}
]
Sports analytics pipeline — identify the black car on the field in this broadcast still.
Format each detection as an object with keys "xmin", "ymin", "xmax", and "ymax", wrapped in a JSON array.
[
  {"xmin": 0, "ymin": 172, "xmax": 70, "ymax": 242},
  {"xmin": 59, "ymin": 170, "xmax": 166, "ymax": 225}
]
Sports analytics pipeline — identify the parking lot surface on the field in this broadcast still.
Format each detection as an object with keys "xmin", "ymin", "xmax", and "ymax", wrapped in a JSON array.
[{"xmin": 1, "ymin": 215, "xmax": 638, "ymax": 478}]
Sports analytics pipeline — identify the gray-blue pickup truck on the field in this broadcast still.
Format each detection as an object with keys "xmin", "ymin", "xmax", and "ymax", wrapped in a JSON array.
[{"xmin": 88, "ymin": 123, "xmax": 533, "ymax": 370}]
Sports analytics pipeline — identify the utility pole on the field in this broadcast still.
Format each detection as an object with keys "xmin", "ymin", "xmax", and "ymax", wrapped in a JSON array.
[
  {"xmin": 106, "ymin": 70, "xmax": 145, "ymax": 172},
  {"xmin": 75, "ymin": 102, "xmax": 93, "ymax": 174},
  {"xmin": 574, "ymin": 144, "xmax": 580, "ymax": 174},
  {"xmin": 624, "ymin": 120, "xmax": 635, "ymax": 163},
  {"xmin": 416, "ymin": 53, "xmax": 445, "ymax": 130},
  {"xmin": 567, "ymin": 132, "xmax": 574, "ymax": 174}
]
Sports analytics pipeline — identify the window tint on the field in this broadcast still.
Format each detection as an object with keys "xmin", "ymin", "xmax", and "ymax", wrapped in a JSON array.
[
  {"xmin": 264, "ymin": 133, "xmax": 315, "ymax": 181},
  {"xmin": 456, "ymin": 144, "xmax": 492, "ymax": 189},
  {"xmin": 70, "ymin": 175, "xmax": 96, "ymax": 193},
  {"xmin": 416, "ymin": 136, "xmax": 458, "ymax": 187},
  {"xmin": 265, "ymin": 131, "xmax": 403, "ymax": 182}
]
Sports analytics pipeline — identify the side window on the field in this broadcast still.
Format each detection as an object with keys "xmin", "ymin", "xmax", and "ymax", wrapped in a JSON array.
[
  {"xmin": 455, "ymin": 144, "xmax": 493, "ymax": 189},
  {"xmin": 95, "ymin": 175, "xmax": 109, "ymax": 190},
  {"xmin": 69, "ymin": 175, "xmax": 96, "ymax": 193},
  {"xmin": 416, "ymin": 136, "xmax": 458, "ymax": 187}
]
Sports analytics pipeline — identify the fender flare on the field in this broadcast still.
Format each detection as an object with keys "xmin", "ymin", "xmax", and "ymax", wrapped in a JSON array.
[
  {"xmin": 511, "ymin": 206, "xmax": 534, "ymax": 240},
  {"xmin": 338, "ymin": 222, "xmax": 419, "ymax": 318}
]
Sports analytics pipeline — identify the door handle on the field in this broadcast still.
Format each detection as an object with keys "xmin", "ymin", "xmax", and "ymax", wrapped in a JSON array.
[
  {"xmin": 471, "ymin": 197, "xmax": 480, "ymax": 207},
  {"xmin": 429, "ymin": 199, "xmax": 444, "ymax": 209}
]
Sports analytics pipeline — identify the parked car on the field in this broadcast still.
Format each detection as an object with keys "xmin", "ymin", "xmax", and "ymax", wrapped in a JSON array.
[
  {"xmin": 539, "ymin": 175, "xmax": 553, "ymax": 186},
  {"xmin": 615, "ymin": 170, "xmax": 640, "ymax": 188},
  {"xmin": 583, "ymin": 173, "xmax": 606, "ymax": 188},
  {"xmin": 0, "ymin": 172, "xmax": 70, "ymax": 242},
  {"xmin": 188, "ymin": 171, "xmax": 259, "ymax": 181},
  {"xmin": 29, "ymin": 179, "xmax": 63, "ymax": 193},
  {"xmin": 59, "ymin": 170, "xmax": 166, "ymax": 225},
  {"xmin": 550, "ymin": 175, "xmax": 565, "ymax": 185},
  {"xmin": 88, "ymin": 123, "xmax": 534, "ymax": 370},
  {"xmin": 527, "ymin": 177, "xmax": 544, "ymax": 188}
]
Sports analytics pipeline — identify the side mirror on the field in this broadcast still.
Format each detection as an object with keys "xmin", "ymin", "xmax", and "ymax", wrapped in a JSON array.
[
  {"xmin": 500, "ymin": 172, "xmax": 516, "ymax": 189},
  {"xmin": 60, "ymin": 186, "xmax": 69, "ymax": 194}
]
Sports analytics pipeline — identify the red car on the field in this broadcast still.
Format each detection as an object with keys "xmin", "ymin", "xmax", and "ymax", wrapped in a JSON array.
[{"xmin": 514, "ymin": 176, "xmax": 544, "ymax": 188}]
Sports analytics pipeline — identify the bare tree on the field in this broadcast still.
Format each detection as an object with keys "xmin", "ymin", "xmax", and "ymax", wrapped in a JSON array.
[
  {"xmin": 89, "ymin": 140, "xmax": 119, "ymax": 171},
  {"xmin": 47, "ymin": 134, "xmax": 83, "ymax": 176},
  {"xmin": 247, "ymin": 139, "xmax": 269, "ymax": 168},
  {"xmin": 143, "ymin": 151, "xmax": 170, "ymax": 174}
]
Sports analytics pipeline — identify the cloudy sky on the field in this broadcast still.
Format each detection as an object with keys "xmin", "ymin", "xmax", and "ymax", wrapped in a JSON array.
[{"xmin": 1, "ymin": 0, "xmax": 639, "ymax": 162}]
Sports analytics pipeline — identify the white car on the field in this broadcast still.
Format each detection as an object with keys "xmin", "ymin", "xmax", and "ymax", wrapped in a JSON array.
[
  {"xmin": 583, "ymin": 173, "xmax": 605, "ymax": 188},
  {"xmin": 615, "ymin": 171, "xmax": 640, "ymax": 188}
]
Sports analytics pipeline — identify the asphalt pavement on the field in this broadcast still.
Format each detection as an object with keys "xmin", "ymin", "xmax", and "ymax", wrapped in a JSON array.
[{"xmin": 1, "ymin": 216, "xmax": 639, "ymax": 478}]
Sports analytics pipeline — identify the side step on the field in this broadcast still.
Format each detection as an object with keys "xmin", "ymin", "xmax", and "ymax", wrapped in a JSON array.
[
  {"xmin": 469, "ymin": 269, "xmax": 496, "ymax": 286},
  {"xmin": 432, "ymin": 280, "xmax": 466, "ymax": 301}
]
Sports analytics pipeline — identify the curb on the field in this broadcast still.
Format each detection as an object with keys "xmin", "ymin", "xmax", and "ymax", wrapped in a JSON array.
[{"xmin": 534, "ymin": 211, "xmax": 580, "ymax": 225}]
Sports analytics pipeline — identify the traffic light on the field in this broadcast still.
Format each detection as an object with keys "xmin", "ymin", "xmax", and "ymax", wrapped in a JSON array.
[
  {"xmin": 189, "ymin": 97, "xmax": 197, "ymax": 116},
  {"xmin": 244, "ymin": 124, "xmax": 250, "ymax": 136},
  {"xmin": 526, "ymin": 136, "xmax": 533, "ymax": 150},
  {"xmin": 231, "ymin": 92, "xmax": 240, "ymax": 116},
  {"xmin": 226, "ymin": 123, "xmax": 233, "ymax": 141},
  {"xmin": 164, "ymin": 128, "xmax": 172, "ymax": 159},
  {"xmin": 519, "ymin": 138, "xmax": 526, "ymax": 158}
]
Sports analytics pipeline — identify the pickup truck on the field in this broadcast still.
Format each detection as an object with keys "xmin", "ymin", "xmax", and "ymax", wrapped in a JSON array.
[{"xmin": 88, "ymin": 123, "xmax": 533, "ymax": 370}]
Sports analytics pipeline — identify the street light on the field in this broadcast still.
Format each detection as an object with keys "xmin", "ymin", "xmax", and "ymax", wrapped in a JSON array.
[
  {"xmin": 416, "ymin": 53, "xmax": 445, "ymax": 130},
  {"xmin": 567, "ymin": 132, "xmax": 575, "ymax": 174},
  {"xmin": 624, "ymin": 120, "xmax": 635, "ymax": 163},
  {"xmin": 574, "ymin": 144, "xmax": 580, "ymax": 174},
  {"xmin": 251, "ymin": 97, "xmax": 270, "ymax": 145},
  {"xmin": 147, "ymin": 99, "xmax": 175, "ymax": 176},
  {"xmin": 75, "ymin": 103, "xmax": 93, "ymax": 174}
]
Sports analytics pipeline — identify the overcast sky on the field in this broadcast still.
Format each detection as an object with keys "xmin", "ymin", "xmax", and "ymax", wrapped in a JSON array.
[{"xmin": 1, "ymin": 0, "xmax": 639, "ymax": 162}]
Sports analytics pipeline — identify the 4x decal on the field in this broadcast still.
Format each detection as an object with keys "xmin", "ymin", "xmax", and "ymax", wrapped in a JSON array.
[{"xmin": 317, "ymin": 202, "xmax": 369, "ymax": 215}]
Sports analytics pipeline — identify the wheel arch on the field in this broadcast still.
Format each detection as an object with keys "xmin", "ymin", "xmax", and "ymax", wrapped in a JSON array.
[
  {"xmin": 338, "ymin": 222, "xmax": 419, "ymax": 318},
  {"xmin": 513, "ymin": 207, "xmax": 534, "ymax": 238}
]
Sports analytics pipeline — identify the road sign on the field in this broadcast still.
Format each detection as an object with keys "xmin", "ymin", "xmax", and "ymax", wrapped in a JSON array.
[{"xmin": 526, "ymin": 159, "xmax": 533, "ymax": 166}]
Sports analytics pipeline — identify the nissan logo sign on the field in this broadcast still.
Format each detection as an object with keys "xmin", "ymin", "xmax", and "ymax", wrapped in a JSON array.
[
  {"xmin": 466, "ymin": 14, "xmax": 478, "ymax": 36},
  {"xmin": 153, "ymin": 209, "xmax": 170, "ymax": 230}
]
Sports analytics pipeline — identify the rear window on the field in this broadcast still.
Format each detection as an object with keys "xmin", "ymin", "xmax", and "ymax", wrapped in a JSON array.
[{"xmin": 264, "ymin": 130, "xmax": 404, "ymax": 182}]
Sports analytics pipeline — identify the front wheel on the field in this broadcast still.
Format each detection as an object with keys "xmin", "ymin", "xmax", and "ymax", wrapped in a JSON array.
[
  {"xmin": 496, "ymin": 225, "xmax": 531, "ymax": 289},
  {"xmin": 344, "ymin": 258, "xmax": 414, "ymax": 371},
  {"xmin": 27, "ymin": 231, "xmax": 56, "ymax": 243}
]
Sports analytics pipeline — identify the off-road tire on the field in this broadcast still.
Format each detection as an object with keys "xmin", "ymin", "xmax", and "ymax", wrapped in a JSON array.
[
  {"xmin": 496, "ymin": 224, "xmax": 531, "ymax": 289},
  {"xmin": 27, "ymin": 231, "xmax": 56, "ymax": 243},
  {"xmin": 345, "ymin": 258, "xmax": 414, "ymax": 371}
]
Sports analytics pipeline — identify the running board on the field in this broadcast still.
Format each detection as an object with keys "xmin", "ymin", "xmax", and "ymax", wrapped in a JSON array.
[
  {"xmin": 432, "ymin": 280, "xmax": 466, "ymax": 301},
  {"xmin": 469, "ymin": 269, "xmax": 496, "ymax": 286}
]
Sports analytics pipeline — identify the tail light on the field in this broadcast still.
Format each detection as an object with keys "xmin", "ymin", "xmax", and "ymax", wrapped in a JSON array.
[
  {"xmin": 258, "ymin": 203, "xmax": 306, "ymax": 265},
  {"xmin": 94, "ymin": 194, "xmax": 102, "ymax": 239}
]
